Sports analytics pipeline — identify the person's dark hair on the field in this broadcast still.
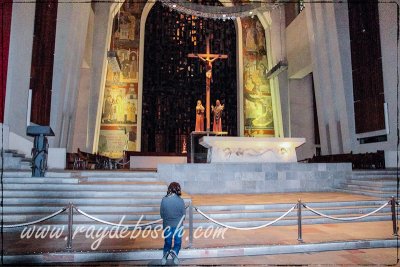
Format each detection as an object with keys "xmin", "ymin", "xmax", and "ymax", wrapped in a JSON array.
[{"xmin": 167, "ymin": 182, "xmax": 181, "ymax": 196}]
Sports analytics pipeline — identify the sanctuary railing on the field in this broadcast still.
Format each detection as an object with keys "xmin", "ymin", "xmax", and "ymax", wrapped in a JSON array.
[{"xmin": 2, "ymin": 197, "xmax": 398, "ymax": 250}]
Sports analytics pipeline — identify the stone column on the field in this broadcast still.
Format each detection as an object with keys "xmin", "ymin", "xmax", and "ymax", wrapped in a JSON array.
[
  {"xmin": 49, "ymin": 1, "xmax": 91, "ymax": 149},
  {"xmin": 306, "ymin": 3, "xmax": 355, "ymax": 155}
]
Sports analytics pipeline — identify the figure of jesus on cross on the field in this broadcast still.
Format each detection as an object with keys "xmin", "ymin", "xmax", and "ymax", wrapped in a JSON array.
[{"xmin": 188, "ymin": 35, "xmax": 228, "ymax": 132}]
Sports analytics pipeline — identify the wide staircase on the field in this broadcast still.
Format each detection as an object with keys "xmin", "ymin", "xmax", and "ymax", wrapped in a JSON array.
[
  {"xmin": 0, "ymin": 170, "xmax": 397, "ymax": 264},
  {"xmin": 0, "ymin": 149, "xmax": 31, "ymax": 170},
  {"xmin": 2, "ymin": 171, "xmax": 175, "ymax": 230},
  {"xmin": 338, "ymin": 169, "xmax": 398, "ymax": 198},
  {"xmin": 1, "ymin": 170, "xmax": 394, "ymax": 231}
]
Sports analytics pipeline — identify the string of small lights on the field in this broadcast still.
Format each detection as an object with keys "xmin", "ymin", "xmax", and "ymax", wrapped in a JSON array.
[{"xmin": 159, "ymin": 0, "xmax": 280, "ymax": 19}]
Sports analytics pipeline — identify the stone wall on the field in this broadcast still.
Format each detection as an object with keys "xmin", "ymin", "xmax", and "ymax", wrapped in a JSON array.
[{"xmin": 157, "ymin": 163, "xmax": 352, "ymax": 194}]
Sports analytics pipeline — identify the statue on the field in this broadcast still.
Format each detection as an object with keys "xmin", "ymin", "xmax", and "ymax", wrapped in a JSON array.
[
  {"xmin": 212, "ymin": 99, "xmax": 224, "ymax": 132},
  {"xmin": 188, "ymin": 35, "xmax": 228, "ymax": 132},
  {"xmin": 195, "ymin": 100, "xmax": 205, "ymax": 132}
]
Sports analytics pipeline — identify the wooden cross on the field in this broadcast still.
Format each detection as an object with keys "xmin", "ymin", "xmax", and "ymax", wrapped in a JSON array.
[{"xmin": 188, "ymin": 36, "xmax": 228, "ymax": 132}]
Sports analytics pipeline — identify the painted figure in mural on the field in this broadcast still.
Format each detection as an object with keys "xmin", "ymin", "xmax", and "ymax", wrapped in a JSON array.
[
  {"xmin": 116, "ymin": 94, "xmax": 125, "ymax": 122},
  {"xmin": 211, "ymin": 100, "xmax": 224, "ymax": 132},
  {"xmin": 195, "ymin": 100, "xmax": 205, "ymax": 132},
  {"xmin": 130, "ymin": 51, "xmax": 138, "ymax": 81},
  {"xmin": 255, "ymin": 21, "xmax": 266, "ymax": 54},
  {"xmin": 244, "ymin": 22, "xmax": 257, "ymax": 52},
  {"xmin": 132, "ymin": 102, "xmax": 137, "ymax": 123},
  {"xmin": 121, "ymin": 53, "xmax": 132, "ymax": 79},
  {"xmin": 102, "ymin": 94, "xmax": 113, "ymax": 123},
  {"xmin": 128, "ymin": 15, "xmax": 136, "ymax": 40}
]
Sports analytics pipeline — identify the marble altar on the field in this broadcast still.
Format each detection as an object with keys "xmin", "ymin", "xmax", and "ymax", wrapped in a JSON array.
[{"xmin": 199, "ymin": 137, "xmax": 306, "ymax": 163}]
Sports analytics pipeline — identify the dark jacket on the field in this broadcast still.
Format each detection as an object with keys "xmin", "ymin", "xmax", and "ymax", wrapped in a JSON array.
[{"xmin": 160, "ymin": 194, "xmax": 185, "ymax": 228}]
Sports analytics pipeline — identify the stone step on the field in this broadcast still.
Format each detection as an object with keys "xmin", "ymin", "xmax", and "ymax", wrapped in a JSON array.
[
  {"xmin": 190, "ymin": 213, "xmax": 392, "ymax": 228},
  {"xmin": 78, "ymin": 181, "xmax": 165, "ymax": 185},
  {"xmin": 350, "ymin": 175, "xmax": 398, "ymax": 181},
  {"xmin": 344, "ymin": 184, "xmax": 396, "ymax": 192},
  {"xmin": 2, "ymin": 197, "xmax": 167, "ymax": 205},
  {"xmin": 0, "ymin": 156, "xmax": 22, "ymax": 169},
  {"xmin": 1, "ymin": 190, "xmax": 167, "ymax": 198},
  {"xmin": 2, "ymin": 200, "xmax": 391, "ymax": 220},
  {"xmin": 0, "ymin": 149, "xmax": 29, "ymax": 170},
  {"xmin": 1, "ymin": 205, "xmax": 391, "ymax": 220},
  {"xmin": 2, "ymin": 212, "xmax": 392, "ymax": 232},
  {"xmin": 4, "ymin": 149, "xmax": 18, "ymax": 154},
  {"xmin": 3, "ymin": 239, "xmax": 396, "ymax": 264},
  {"xmin": 3, "ymin": 183, "xmax": 166, "ymax": 191},
  {"xmin": 20, "ymin": 161, "xmax": 31, "ymax": 170},
  {"xmin": 1, "ymin": 196, "xmax": 388, "ymax": 210},
  {"xmin": 2, "ymin": 177, "xmax": 80, "ymax": 184},
  {"xmin": 2, "ymin": 171, "xmax": 74, "ymax": 178},
  {"xmin": 12, "ymin": 153, "xmax": 26, "ymax": 158},
  {"xmin": 79, "ymin": 171, "xmax": 157, "ymax": 178},
  {"xmin": 2, "ymin": 209, "xmax": 392, "ymax": 225},
  {"xmin": 83, "ymin": 177, "xmax": 159, "ymax": 182},
  {"xmin": 3, "ymin": 205, "xmax": 161, "ymax": 214},
  {"xmin": 352, "ymin": 173, "xmax": 398, "ymax": 178},
  {"xmin": 196, "ymin": 200, "xmax": 390, "ymax": 211},
  {"xmin": 353, "ymin": 170, "xmax": 398, "ymax": 174},
  {"xmin": 338, "ymin": 188, "xmax": 396, "ymax": 199},
  {"xmin": 345, "ymin": 179, "xmax": 397, "ymax": 187},
  {"xmin": 3, "ymin": 171, "xmax": 157, "ymax": 179}
]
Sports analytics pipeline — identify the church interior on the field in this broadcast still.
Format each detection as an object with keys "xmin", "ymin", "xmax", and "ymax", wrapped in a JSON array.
[{"xmin": 0, "ymin": 0, "xmax": 399, "ymax": 265}]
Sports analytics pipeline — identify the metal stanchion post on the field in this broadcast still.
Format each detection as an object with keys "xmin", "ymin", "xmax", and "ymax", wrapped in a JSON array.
[
  {"xmin": 189, "ymin": 201, "xmax": 193, "ymax": 248},
  {"xmin": 66, "ymin": 203, "xmax": 73, "ymax": 249},
  {"xmin": 391, "ymin": 196, "xmax": 398, "ymax": 236},
  {"xmin": 297, "ymin": 199, "xmax": 303, "ymax": 242}
]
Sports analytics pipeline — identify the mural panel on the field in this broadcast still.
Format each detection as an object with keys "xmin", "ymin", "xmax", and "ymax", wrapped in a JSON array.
[
  {"xmin": 98, "ymin": 1, "xmax": 144, "ymax": 158},
  {"xmin": 242, "ymin": 17, "xmax": 275, "ymax": 137}
]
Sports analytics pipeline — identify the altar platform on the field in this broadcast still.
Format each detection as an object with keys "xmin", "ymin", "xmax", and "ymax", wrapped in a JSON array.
[{"xmin": 158, "ymin": 162, "xmax": 352, "ymax": 194}]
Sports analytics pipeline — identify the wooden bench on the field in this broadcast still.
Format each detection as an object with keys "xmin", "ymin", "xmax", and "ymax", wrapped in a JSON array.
[{"xmin": 66, "ymin": 149, "xmax": 124, "ymax": 170}]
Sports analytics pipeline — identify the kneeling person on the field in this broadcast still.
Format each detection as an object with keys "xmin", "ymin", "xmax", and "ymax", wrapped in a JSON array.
[{"xmin": 160, "ymin": 182, "xmax": 185, "ymax": 265}]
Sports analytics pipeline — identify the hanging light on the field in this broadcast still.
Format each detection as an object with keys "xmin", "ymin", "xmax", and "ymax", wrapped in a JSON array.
[{"xmin": 159, "ymin": 0, "xmax": 279, "ymax": 20}]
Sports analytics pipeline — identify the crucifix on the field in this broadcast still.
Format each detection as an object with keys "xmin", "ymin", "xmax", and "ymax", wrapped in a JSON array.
[{"xmin": 188, "ymin": 35, "xmax": 228, "ymax": 132}]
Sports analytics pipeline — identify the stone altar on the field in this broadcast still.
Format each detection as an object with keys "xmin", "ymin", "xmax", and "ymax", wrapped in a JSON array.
[{"xmin": 199, "ymin": 137, "xmax": 306, "ymax": 163}]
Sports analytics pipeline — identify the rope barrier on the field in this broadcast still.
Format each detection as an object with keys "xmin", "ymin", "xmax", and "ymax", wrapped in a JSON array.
[
  {"xmin": 194, "ymin": 205, "xmax": 296, "ymax": 230},
  {"xmin": 74, "ymin": 207, "xmax": 163, "ymax": 228},
  {"xmin": 303, "ymin": 201, "xmax": 390, "ymax": 221},
  {"xmin": 3, "ymin": 207, "xmax": 68, "ymax": 228},
  {"xmin": 1, "ymin": 198, "xmax": 395, "ymax": 231}
]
